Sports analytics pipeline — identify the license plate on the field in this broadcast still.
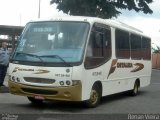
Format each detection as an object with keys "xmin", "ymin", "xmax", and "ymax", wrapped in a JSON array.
[{"xmin": 34, "ymin": 95, "xmax": 45, "ymax": 100}]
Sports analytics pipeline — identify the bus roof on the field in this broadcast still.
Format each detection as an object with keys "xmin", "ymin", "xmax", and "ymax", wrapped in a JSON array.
[{"xmin": 29, "ymin": 16, "xmax": 150, "ymax": 38}]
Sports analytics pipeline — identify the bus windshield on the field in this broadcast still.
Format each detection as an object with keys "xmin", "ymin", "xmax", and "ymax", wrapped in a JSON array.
[{"xmin": 12, "ymin": 21, "xmax": 90, "ymax": 66}]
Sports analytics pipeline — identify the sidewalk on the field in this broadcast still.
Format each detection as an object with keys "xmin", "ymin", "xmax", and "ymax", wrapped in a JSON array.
[{"xmin": 0, "ymin": 74, "xmax": 9, "ymax": 93}]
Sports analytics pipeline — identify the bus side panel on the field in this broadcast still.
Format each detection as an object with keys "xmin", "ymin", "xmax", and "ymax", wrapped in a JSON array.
[
  {"xmin": 71, "ymin": 61, "xmax": 151, "ymax": 101},
  {"xmin": 102, "ymin": 59, "xmax": 151, "ymax": 96},
  {"xmin": 79, "ymin": 65, "xmax": 104, "ymax": 101},
  {"xmin": 102, "ymin": 78, "xmax": 136, "ymax": 96},
  {"xmin": 138, "ymin": 61, "xmax": 152, "ymax": 87},
  {"xmin": 135, "ymin": 60, "xmax": 151, "ymax": 88},
  {"xmin": 140, "ymin": 76, "xmax": 151, "ymax": 87}
]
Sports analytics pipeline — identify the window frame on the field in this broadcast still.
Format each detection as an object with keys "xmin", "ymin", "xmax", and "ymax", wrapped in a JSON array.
[
  {"xmin": 130, "ymin": 33, "xmax": 142, "ymax": 60},
  {"xmin": 84, "ymin": 23, "xmax": 112, "ymax": 69},
  {"xmin": 142, "ymin": 37, "xmax": 151, "ymax": 60},
  {"xmin": 115, "ymin": 29, "xmax": 130, "ymax": 59}
]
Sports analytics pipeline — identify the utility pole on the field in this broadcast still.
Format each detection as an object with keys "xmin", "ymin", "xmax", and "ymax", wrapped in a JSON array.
[{"xmin": 38, "ymin": 0, "xmax": 41, "ymax": 18}]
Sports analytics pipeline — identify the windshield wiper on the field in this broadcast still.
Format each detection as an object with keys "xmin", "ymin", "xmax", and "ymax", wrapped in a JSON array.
[
  {"xmin": 39, "ymin": 55, "xmax": 72, "ymax": 67},
  {"xmin": 14, "ymin": 52, "xmax": 44, "ymax": 63}
]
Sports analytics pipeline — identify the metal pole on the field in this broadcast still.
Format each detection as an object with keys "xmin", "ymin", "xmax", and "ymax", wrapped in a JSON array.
[
  {"xmin": 19, "ymin": 14, "xmax": 21, "ymax": 26},
  {"xmin": 38, "ymin": 0, "xmax": 41, "ymax": 18}
]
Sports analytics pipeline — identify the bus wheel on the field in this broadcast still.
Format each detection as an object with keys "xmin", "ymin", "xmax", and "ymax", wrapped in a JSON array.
[
  {"xmin": 85, "ymin": 84, "xmax": 101, "ymax": 108},
  {"xmin": 27, "ymin": 97, "xmax": 43, "ymax": 104},
  {"xmin": 130, "ymin": 81, "xmax": 139, "ymax": 96}
]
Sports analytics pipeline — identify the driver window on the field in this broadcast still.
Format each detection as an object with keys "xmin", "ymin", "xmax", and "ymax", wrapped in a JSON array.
[{"xmin": 85, "ymin": 23, "xmax": 111, "ymax": 69}]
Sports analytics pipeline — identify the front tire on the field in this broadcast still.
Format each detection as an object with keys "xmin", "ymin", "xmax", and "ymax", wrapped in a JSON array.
[{"xmin": 85, "ymin": 84, "xmax": 101, "ymax": 108}]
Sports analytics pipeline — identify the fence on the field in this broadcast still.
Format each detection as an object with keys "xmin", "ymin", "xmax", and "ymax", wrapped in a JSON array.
[{"xmin": 152, "ymin": 53, "xmax": 160, "ymax": 69}]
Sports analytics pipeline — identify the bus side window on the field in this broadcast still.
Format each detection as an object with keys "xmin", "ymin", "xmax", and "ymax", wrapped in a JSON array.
[
  {"xmin": 116, "ymin": 29, "xmax": 130, "ymax": 59},
  {"xmin": 86, "ymin": 32, "xmax": 94, "ymax": 57},
  {"xmin": 85, "ymin": 24, "xmax": 111, "ymax": 69},
  {"xmin": 130, "ymin": 34, "xmax": 142, "ymax": 59},
  {"xmin": 142, "ymin": 37, "xmax": 151, "ymax": 60},
  {"xmin": 104, "ymin": 28, "xmax": 111, "ymax": 61}
]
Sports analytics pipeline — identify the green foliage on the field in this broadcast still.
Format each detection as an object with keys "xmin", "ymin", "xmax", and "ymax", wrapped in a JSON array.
[
  {"xmin": 50, "ymin": 0, "xmax": 153, "ymax": 18},
  {"xmin": 152, "ymin": 45, "xmax": 160, "ymax": 53}
]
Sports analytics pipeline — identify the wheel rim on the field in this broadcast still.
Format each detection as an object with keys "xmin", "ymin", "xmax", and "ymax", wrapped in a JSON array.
[{"xmin": 90, "ymin": 89, "xmax": 98, "ymax": 105}]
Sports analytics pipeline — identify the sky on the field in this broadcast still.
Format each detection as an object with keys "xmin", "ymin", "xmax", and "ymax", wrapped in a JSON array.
[{"xmin": 0, "ymin": 0, "xmax": 159, "ymax": 47}]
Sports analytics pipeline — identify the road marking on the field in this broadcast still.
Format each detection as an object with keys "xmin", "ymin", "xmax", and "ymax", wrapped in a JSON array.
[
  {"xmin": 38, "ymin": 117, "xmax": 60, "ymax": 120},
  {"xmin": 43, "ymin": 110, "xmax": 62, "ymax": 114}
]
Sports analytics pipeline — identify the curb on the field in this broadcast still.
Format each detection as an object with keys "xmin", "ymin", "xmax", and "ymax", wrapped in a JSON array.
[
  {"xmin": 0, "ymin": 86, "xmax": 9, "ymax": 93},
  {"xmin": 152, "ymin": 69, "xmax": 160, "ymax": 71}
]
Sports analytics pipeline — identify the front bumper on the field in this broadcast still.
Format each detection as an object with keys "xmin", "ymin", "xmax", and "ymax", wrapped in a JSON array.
[{"xmin": 8, "ymin": 80, "xmax": 82, "ymax": 101}]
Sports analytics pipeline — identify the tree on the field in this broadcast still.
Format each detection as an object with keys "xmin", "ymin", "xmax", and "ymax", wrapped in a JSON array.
[
  {"xmin": 152, "ymin": 45, "xmax": 160, "ymax": 53},
  {"xmin": 50, "ymin": 0, "xmax": 153, "ymax": 18}
]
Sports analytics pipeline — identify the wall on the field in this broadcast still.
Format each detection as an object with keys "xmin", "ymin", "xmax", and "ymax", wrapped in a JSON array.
[{"xmin": 152, "ymin": 53, "xmax": 160, "ymax": 69}]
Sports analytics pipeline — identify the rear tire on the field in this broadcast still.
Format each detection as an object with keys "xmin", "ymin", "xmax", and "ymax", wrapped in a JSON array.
[
  {"xmin": 130, "ymin": 81, "xmax": 139, "ymax": 96},
  {"xmin": 85, "ymin": 84, "xmax": 101, "ymax": 108},
  {"xmin": 27, "ymin": 97, "xmax": 43, "ymax": 104}
]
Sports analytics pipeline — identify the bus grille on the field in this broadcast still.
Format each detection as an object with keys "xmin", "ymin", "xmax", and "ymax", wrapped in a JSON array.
[
  {"xmin": 24, "ymin": 77, "xmax": 55, "ymax": 84},
  {"xmin": 22, "ymin": 88, "xmax": 58, "ymax": 95}
]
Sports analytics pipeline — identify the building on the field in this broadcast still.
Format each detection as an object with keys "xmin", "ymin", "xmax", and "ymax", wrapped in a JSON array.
[{"xmin": 0, "ymin": 25, "xmax": 24, "ymax": 53}]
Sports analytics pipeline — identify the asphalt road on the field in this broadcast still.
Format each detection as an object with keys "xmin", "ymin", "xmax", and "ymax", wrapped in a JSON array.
[{"xmin": 0, "ymin": 70, "xmax": 160, "ymax": 120}]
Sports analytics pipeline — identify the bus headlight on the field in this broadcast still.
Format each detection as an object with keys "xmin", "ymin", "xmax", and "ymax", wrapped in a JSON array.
[
  {"xmin": 59, "ymin": 81, "xmax": 64, "ymax": 86},
  {"xmin": 72, "ymin": 80, "xmax": 81, "ymax": 86},
  {"xmin": 12, "ymin": 76, "xmax": 15, "ymax": 81},
  {"xmin": 16, "ymin": 77, "xmax": 20, "ymax": 82},
  {"xmin": 11, "ymin": 76, "xmax": 20, "ymax": 83},
  {"xmin": 66, "ymin": 80, "xmax": 71, "ymax": 86}
]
